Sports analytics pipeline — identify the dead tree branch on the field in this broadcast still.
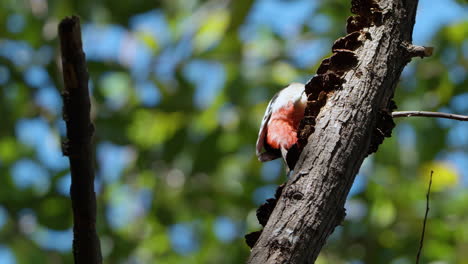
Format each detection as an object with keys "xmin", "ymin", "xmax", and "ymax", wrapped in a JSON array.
[
  {"xmin": 392, "ymin": 111, "xmax": 468, "ymax": 121},
  {"xmin": 59, "ymin": 16, "xmax": 102, "ymax": 264},
  {"xmin": 247, "ymin": 0, "xmax": 425, "ymax": 263}
]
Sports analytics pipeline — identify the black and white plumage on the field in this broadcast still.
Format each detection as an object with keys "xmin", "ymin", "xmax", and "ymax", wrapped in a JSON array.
[{"xmin": 256, "ymin": 83, "xmax": 307, "ymax": 168}]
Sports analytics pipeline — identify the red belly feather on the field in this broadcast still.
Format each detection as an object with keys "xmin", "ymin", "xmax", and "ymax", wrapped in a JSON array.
[{"xmin": 266, "ymin": 102, "xmax": 304, "ymax": 150}]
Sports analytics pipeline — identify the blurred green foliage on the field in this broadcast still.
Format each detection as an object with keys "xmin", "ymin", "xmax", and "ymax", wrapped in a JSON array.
[{"xmin": 0, "ymin": 0, "xmax": 467, "ymax": 263}]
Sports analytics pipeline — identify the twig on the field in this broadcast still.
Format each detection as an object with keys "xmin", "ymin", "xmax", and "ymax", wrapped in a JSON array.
[
  {"xmin": 392, "ymin": 111, "xmax": 468, "ymax": 121},
  {"xmin": 416, "ymin": 170, "xmax": 433, "ymax": 264},
  {"xmin": 59, "ymin": 16, "xmax": 102, "ymax": 264}
]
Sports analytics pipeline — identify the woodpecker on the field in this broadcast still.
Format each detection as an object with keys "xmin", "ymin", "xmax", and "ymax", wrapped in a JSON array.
[{"xmin": 256, "ymin": 82, "xmax": 307, "ymax": 170}]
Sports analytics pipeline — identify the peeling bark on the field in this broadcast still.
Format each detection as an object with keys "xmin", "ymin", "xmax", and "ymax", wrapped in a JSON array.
[{"xmin": 247, "ymin": 0, "xmax": 423, "ymax": 263}]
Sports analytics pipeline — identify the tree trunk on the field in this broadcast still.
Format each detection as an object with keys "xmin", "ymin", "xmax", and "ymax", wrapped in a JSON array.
[{"xmin": 247, "ymin": 0, "xmax": 425, "ymax": 263}]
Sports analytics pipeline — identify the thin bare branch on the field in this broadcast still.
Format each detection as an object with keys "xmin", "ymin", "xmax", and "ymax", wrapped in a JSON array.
[
  {"xmin": 59, "ymin": 15, "xmax": 102, "ymax": 264},
  {"xmin": 392, "ymin": 111, "xmax": 468, "ymax": 121},
  {"xmin": 416, "ymin": 171, "xmax": 433, "ymax": 264}
]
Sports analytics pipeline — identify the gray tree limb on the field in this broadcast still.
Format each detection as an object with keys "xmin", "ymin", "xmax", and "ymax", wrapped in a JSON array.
[{"xmin": 247, "ymin": 0, "xmax": 423, "ymax": 263}]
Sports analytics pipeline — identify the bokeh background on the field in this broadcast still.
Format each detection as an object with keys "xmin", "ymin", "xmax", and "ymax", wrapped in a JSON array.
[{"xmin": 0, "ymin": 0, "xmax": 467, "ymax": 263}]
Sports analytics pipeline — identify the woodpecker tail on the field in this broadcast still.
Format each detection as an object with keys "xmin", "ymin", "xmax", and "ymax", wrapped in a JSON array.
[
  {"xmin": 280, "ymin": 147, "xmax": 288, "ymax": 165},
  {"xmin": 258, "ymin": 151, "xmax": 281, "ymax": 162},
  {"xmin": 279, "ymin": 146, "xmax": 291, "ymax": 178},
  {"xmin": 280, "ymin": 144, "xmax": 300, "ymax": 172}
]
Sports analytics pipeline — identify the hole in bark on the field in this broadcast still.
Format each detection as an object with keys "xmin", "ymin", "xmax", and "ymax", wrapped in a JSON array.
[
  {"xmin": 362, "ymin": 31, "xmax": 372, "ymax": 40},
  {"xmin": 316, "ymin": 58, "xmax": 331, "ymax": 74},
  {"xmin": 245, "ymin": 230, "xmax": 262, "ymax": 249},
  {"xmin": 245, "ymin": 184, "xmax": 286, "ymax": 248},
  {"xmin": 347, "ymin": 1, "xmax": 382, "ymax": 32},
  {"xmin": 372, "ymin": 11, "xmax": 383, "ymax": 26},
  {"xmin": 368, "ymin": 109, "xmax": 396, "ymax": 155},
  {"xmin": 291, "ymin": 192, "xmax": 304, "ymax": 200},
  {"xmin": 270, "ymin": 239, "xmax": 292, "ymax": 254},
  {"xmin": 315, "ymin": 51, "xmax": 359, "ymax": 75},
  {"xmin": 323, "ymin": 72, "xmax": 346, "ymax": 90},
  {"xmin": 335, "ymin": 207, "xmax": 347, "ymax": 226},
  {"xmin": 299, "ymin": 31, "xmax": 357, "ymax": 155},
  {"xmin": 388, "ymin": 99, "xmax": 397, "ymax": 111},
  {"xmin": 329, "ymin": 50, "xmax": 359, "ymax": 71},
  {"xmin": 351, "ymin": 0, "xmax": 381, "ymax": 15},
  {"xmin": 305, "ymin": 76, "xmax": 324, "ymax": 95},
  {"xmin": 297, "ymin": 124, "xmax": 315, "ymax": 147},
  {"xmin": 255, "ymin": 184, "xmax": 285, "ymax": 227},
  {"xmin": 346, "ymin": 15, "xmax": 370, "ymax": 33},
  {"xmin": 317, "ymin": 91, "xmax": 328, "ymax": 102},
  {"xmin": 305, "ymin": 101, "xmax": 320, "ymax": 113},
  {"xmin": 257, "ymin": 198, "xmax": 277, "ymax": 226},
  {"xmin": 332, "ymin": 31, "xmax": 363, "ymax": 51},
  {"xmin": 301, "ymin": 115, "xmax": 316, "ymax": 125}
]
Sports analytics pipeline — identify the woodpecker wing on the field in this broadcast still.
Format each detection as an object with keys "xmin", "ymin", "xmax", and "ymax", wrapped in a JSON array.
[{"xmin": 256, "ymin": 92, "xmax": 281, "ymax": 162}]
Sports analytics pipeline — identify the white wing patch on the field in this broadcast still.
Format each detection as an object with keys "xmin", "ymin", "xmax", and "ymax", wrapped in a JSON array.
[
  {"xmin": 256, "ymin": 92, "xmax": 280, "ymax": 162},
  {"xmin": 255, "ymin": 83, "xmax": 306, "ymax": 162}
]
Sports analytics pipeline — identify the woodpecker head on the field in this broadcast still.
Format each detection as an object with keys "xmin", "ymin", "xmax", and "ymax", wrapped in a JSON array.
[
  {"xmin": 269, "ymin": 83, "xmax": 306, "ymax": 113},
  {"xmin": 256, "ymin": 83, "xmax": 306, "ymax": 168}
]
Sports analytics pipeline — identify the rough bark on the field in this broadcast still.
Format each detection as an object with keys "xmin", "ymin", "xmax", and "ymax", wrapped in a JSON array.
[
  {"xmin": 59, "ymin": 16, "xmax": 103, "ymax": 264},
  {"xmin": 247, "ymin": 0, "xmax": 422, "ymax": 263}
]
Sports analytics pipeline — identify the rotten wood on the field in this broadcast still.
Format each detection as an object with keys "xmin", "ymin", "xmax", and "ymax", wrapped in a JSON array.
[
  {"xmin": 247, "ymin": 0, "xmax": 425, "ymax": 263},
  {"xmin": 59, "ymin": 16, "xmax": 102, "ymax": 264}
]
